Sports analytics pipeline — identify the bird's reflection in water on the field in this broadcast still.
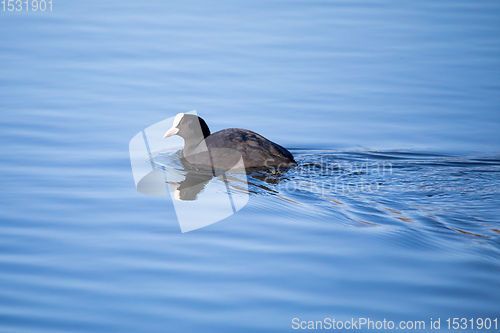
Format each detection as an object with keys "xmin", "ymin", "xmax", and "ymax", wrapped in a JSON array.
[
  {"xmin": 164, "ymin": 156, "xmax": 293, "ymax": 201},
  {"xmin": 167, "ymin": 171, "xmax": 213, "ymax": 201}
]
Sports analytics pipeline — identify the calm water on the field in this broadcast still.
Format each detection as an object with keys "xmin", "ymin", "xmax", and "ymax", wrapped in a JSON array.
[{"xmin": 1, "ymin": 1, "xmax": 500, "ymax": 332}]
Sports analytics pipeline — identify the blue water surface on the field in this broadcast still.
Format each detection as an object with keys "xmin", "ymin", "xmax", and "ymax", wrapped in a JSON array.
[{"xmin": 1, "ymin": 1, "xmax": 499, "ymax": 332}]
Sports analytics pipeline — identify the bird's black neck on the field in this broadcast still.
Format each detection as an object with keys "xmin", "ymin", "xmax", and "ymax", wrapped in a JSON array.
[{"xmin": 198, "ymin": 117, "xmax": 211, "ymax": 139}]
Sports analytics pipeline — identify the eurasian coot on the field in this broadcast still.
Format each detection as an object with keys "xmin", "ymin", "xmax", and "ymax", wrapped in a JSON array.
[{"xmin": 163, "ymin": 113, "xmax": 296, "ymax": 170}]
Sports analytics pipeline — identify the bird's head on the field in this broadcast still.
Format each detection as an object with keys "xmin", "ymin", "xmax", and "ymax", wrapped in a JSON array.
[{"xmin": 163, "ymin": 113, "xmax": 211, "ymax": 140}]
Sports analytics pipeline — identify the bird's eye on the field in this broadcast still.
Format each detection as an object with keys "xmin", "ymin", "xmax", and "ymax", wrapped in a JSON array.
[{"xmin": 182, "ymin": 120, "xmax": 187, "ymax": 125}]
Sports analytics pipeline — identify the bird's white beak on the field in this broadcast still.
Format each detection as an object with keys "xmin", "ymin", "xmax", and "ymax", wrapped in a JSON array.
[{"xmin": 163, "ymin": 127, "xmax": 179, "ymax": 138}]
